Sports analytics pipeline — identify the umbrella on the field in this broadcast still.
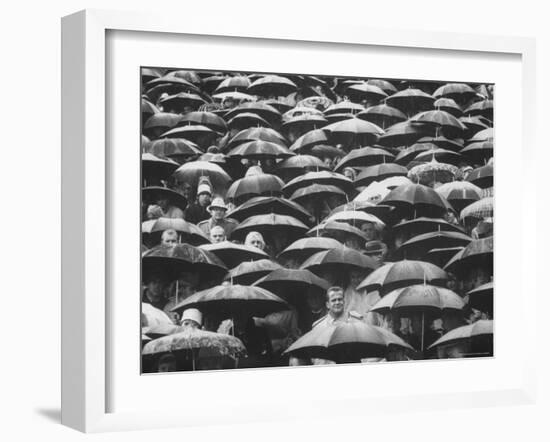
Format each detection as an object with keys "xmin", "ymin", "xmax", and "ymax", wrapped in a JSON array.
[
  {"xmin": 227, "ymin": 196, "xmax": 313, "ymax": 226},
  {"xmin": 300, "ymin": 246, "xmax": 378, "ymax": 275},
  {"xmin": 385, "ymin": 88, "xmax": 435, "ymax": 116},
  {"xmin": 227, "ymin": 112, "xmax": 272, "ymax": 130},
  {"xmin": 254, "ymin": 268, "xmax": 330, "ymax": 299},
  {"xmin": 433, "ymin": 98, "xmax": 462, "ymax": 118},
  {"xmin": 199, "ymin": 241, "xmax": 269, "ymax": 268},
  {"xmin": 227, "ymin": 140, "xmax": 294, "ymax": 160},
  {"xmin": 141, "ymin": 67, "xmax": 162, "ymax": 84},
  {"xmin": 289, "ymin": 128, "xmax": 329, "ymax": 153},
  {"xmin": 282, "ymin": 113, "xmax": 328, "ymax": 130},
  {"xmin": 377, "ymin": 121, "xmax": 426, "ymax": 147},
  {"xmin": 159, "ymin": 92, "xmax": 208, "ymax": 112},
  {"xmin": 397, "ymin": 231, "xmax": 472, "ymax": 260},
  {"xmin": 356, "ymin": 104, "xmax": 407, "ymax": 129},
  {"xmin": 227, "ymin": 259, "xmax": 283, "ymax": 285},
  {"xmin": 435, "ymin": 181, "xmax": 483, "ymax": 212},
  {"xmin": 466, "ymin": 164, "xmax": 493, "ymax": 189},
  {"xmin": 381, "ymin": 183, "xmax": 452, "ymax": 218},
  {"xmin": 144, "ymin": 138, "xmax": 202, "ymax": 162},
  {"xmin": 277, "ymin": 237, "xmax": 342, "ymax": 264},
  {"xmin": 411, "ymin": 109, "xmax": 467, "ymax": 138},
  {"xmin": 161, "ymin": 124, "xmax": 219, "ymax": 147},
  {"xmin": 460, "ymin": 140, "xmax": 494, "ymax": 164},
  {"xmin": 323, "ymin": 117, "xmax": 384, "ymax": 149},
  {"xmin": 408, "ymin": 159, "xmax": 459, "ymax": 186},
  {"xmin": 459, "ymin": 116, "xmax": 490, "ymax": 139},
  {"xmin": 424, "ymin": 246, "xmax": 465, "ymax": 268},
  {"xmin": 392, "ymin": 217, "xmax": 466, "ymax": 238},
  {"xmin": 165, "ymin": 70, "xmax": 202, "ymax": 85},
  {"xmin": 141, "ymin": 302, "xmax": 173, "ymax": 328},
  {"xmin": 228, "ymin": 127, "xmax": 287, "ymax": 149},
  {"xmin": 231, "ymin": 213, "xmax": 309, "ymax": 241},
  {"xmin": 433, "ymin": 83, "xmax": 478, "ymax": 105},
  {"xmin": 428, "ymin": 320, "xmax": 493, "ymax": 356},
  {"xmin": 366, "ymin": 79, "xmax": 398, "ymax": 95},
  {"xmin": 466, "ymin": 282, "xmax": 493, "ymax": 315},
  {"xmin": 225, "ymin": 102, "xmax": 282, "ymax": 126},
  {"xmin": 142, "ymin": 98, "xmax": 160, "ymax": 122},
  {"xmin": 309, "ymin": 144, "xmax": 346, "ymax": 160},
  {"xmin": 276, "ymin": 154, "xmax": 328, "ymax": 180},
  {"xmin": 395, "ymin": 143, "xmax": 438, "ymax": 165},
  {"xmin": 414, "ymin": 148, "xmax": 463, "ymax": 166},
  {"xmin": 247, "ymin": 75, "xmax": 298, "ymax": 97},
  {"xmin": 354, "ymin": 164, "xmax": 408, "ymax": 187},
  {"xmin": 142, "ymin": 187, "xmax": 188, "ymax": 212},
  {"xmin": 171, "ymin": 283, "xmax": 288, "ymax": 318},
  {"xmin": 419, "ymin": 135, "xmax": 465, "ymax": 152},
  {"xmin": 324, "ymin": 101, "xmax": 366, "ymax": 116},
  {"xmin": 142, "ymin": 328, "xmax": 248, "ymax": 367},
  {"xmin": 142, "ymin": 322, "xmax": 180, "ymax": 340},
  {"xmin": 379, "ymin": 175, "xmax": 413, "ymax": 189},
  {"xmin": 444, "ymin": 236, "xmax": 493, "ymax": 274},
  {"xmin": 468, "ymin": 127, "xmax": 494, "ymax": 143},
  {"xmin": 215, "ymin": 75, "xmax": 251, "ymax": 93},
  {"xmin": 464, "ymin": 99, "xmax": 493, "ymax": 121},
  {"xmin": 334, "ymin": 147, "xmax": 395, "ymax": 171},
  {"xmin": 357, "ymin": 260, "xmax": 448, "ymax": 295},
  {"xmin": 289, "ymin": 184, "xmax": 347, "ymax": 207},
  {"xmin": 145, "ymin": 77, "xmax": 201, "ymax": 103},
  {"xmin": 226, "ymin": 173, "xmax": 284, "ymax": 203},
  {"xmin": 212, "ymin": 91, "xmax": 256, "ymax": 104},
  {"xmin": 173, "ymin": 161, "xmax": 231, "ymax": 195},
  {"xmin": 142, "ymin": 243, "xmax": 227, "ymax": 284},
  {"xmin": 201, "ymin": 74, "xmax": 228, "ymax": 94},
  {"xmin": 307, "ymin": 221, "xmax": 369, "ymax": 245},
  {"xmin": 460, "ymin": 196, "xmax": 494, "ymax": 221},
  {"xmin": 141, "ymin": 153, "xmax": 180, "ymax": 185},
  {"xmin": 345, "ymin": 83, "xmax": 388, "ymax": 104},
  {"xmin": 324, "ymin": 210, "xmax": 385, "ymax": 229},
  {"xmin": 199, "ymin": 152, "xmax": 227, "ymax": 165},
  {"xmin": 283, "ymin": 171, "xmax": 354, "ymax": 196},
  {"xmin": 353, "ymin": 182, "xmax": 391, "ymax": 205},
  {"xmin": 143, "ymin": 112, "xmax": 182, "ymax": 138},
  {"xmin": 142, "ymin": 218, "xmax": 210, "ymax": 246},
  {"xmin": 284, "ymin": 321, "xmax": 413, "ymax": 362},
  {"xmin": 179, "ymin": 111, "xmax": 227, "ymax": 133}
]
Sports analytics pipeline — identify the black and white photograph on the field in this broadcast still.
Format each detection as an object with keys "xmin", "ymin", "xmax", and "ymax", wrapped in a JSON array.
[{"xmin": 140, "ymin": 67, "xmax": 494, "ymax": 373}]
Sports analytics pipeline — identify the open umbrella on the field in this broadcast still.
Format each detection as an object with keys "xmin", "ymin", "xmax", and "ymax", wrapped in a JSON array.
[
  {"xmin": 433, "ymin": 98, "xmax": 462, "ymax": 118},
  {"xmin": 424, "ymin": 246, "xmax": 465, "ymax": 268},
  {"xmin": 408, "ymin": 159, "xmax": 459, "ymax": 186},
  {"xmin": 143, "ymin": 112, "xmax": 182, "ymax": 139},
  {"xmin": 444, "ymin": 236, "xmax": 493, "ymax": 275},
  {"xmin": 277, "ymin": 237, "xmax": 342, "ymax": 264},
  {"xmin": 356, "ymin": 104, "xmax": 407, "ymax": 129},
  {"xmin": 466, "ymin": 282, "xmax": 493, "ymax": 316},
  {"xmin": 324, "ymin": 210, "xmax": 385, "ymax": 229},
  {"xmin": 378, "ymin": 175, "xmax": 413, "ymax": 190},
  {"xmin": 215, "ymin": 75, "xmax": 251, "ymax": 93},
  {"xmin": 173, "ymin": 161, "xmax": 231, "ymax": 195},
  {"xmin": 353, "ymin": 182, "xmax": 391, "ymax": 205},
  {"xmin": 231, "ymin": 213, "xmax": 309, "ymax": 241},
  {"xmin": 385, "ymin": 88, "xmax": 435, "ymax": 116},
  {"xmin": 283, "ymin": 171, "xmax": 354, "ymax": 196},
  {"xmin": 377, "ymin": 121, "xmax": 426, "ymax": 147},
  {"xmin": 464, "ymin": 99, "xmax": 493, "ymax": 121},
  {"xmin": 395, "ymin": 142, "xmax": 437, "ymax": 165},
  {"xmin": 161, "ymin": 124, "xmax": 219, "ymax": 148},
  {"xmin": 225, "ymin": 101, "xmax": 282, "ymax": 126},
  {"xmin": 345, "ymin": 83, "xmax": 388, "ymax": 104},
  {"xmin": 254, "ymin": 268, "xmax": 330, "ymax": 299},
  {"xmin": 414, "ymin": 148, "xmax": 463, "ymax": 166},
  {"xmin": 276, "ymin": 155, "xmax": 328, "ymax": 180},
  {"xmin": 227, "ymin": 112, "xmax": 272, "ymax": 130},
  {"xmin": 165, "ymin": 70, "xmax": 202, "ymax": 86},
  {"xmin": 227, "ymin": 140, "xmax": 294, "ymax": 160},
  {"xmin": 142, "ymin": 187, "xmax": 188, "ymax": 212},
  {"xmin": 141, "ymin": 302, "xmax": 173, "ymax": 328},
  {"xmin": 142, "ymin": 217, "xmax": 210, "ymax": 246},
  {"xmin": 392, "ymin": 217, "xmax": 466, "ymax": 239},
  {"xmin": 323, "ymin": 117, "xmax": 384, "ymax": 149},
  {"xmin": 159, "ymin": 92, "xmax": 208, "ymax": 113},
  {"xmin": 324, "ymin": 101, "xmax": 366, "ymax": 116},
  {"xmin": 307, "ymin": 221, "xmax": 369, "ymax": 245},
  {"xmin": 289, "ymin": 184, "xmax": 348, "ymax": 207},
  {"xmin": 227, "ymin": 259, "xmax": 283, "ymax": 285},
  {"xmin": 459, "ymin": 116, "xmax": 490, "ymax": 139},
  {"xmin": 433, "ymin": 83, "xmax": 477, "ymax": 106},
  {"xmin": 397, "ymin": 231, "xmax": 472, "ymax": 260},
  {"xmin": 419, "ymin": 135, "xmax": 465, "ymax": 152},
  {"xmin": 357, "ymin": 260, "xmax": 448, "ymax": 295},
  {"xmin": 334, "ymin": 146, "xmax": 395, "ymax": 171},
  {"xmin": 212, "ymin": 91, "xmax": 256, "ymax": 104},
  {"xmin": 435, "ymin": 181, "xmax": 483, "ymax": 212},
  {"xmin": 428, "ymin": 320, "xmax": 493, "ymax": 357},
  {"xmin": 142, "ymin": 243, "xmax": 227, "ymax": 284},
  {"xmin": 179, "ymin": 111, "xmax": 227, "ymax": 133},
  {"xmin": 247, "ymin": 75, "xmax": 298, "ymax": 97},
  {"xmin": 228, "ymin": 127, "xmax": 287, "ymax": 149},
  {"xmin": 468, "ymin": 127, "xmax": 494, "ymax": 143},
  {"xmin": 466, "ymin": 164, "xmax": 493, "ymax": 189},
  {"xmin": 289, "ymin": 128, "xmax": 329, "ymax": 153},
  {"xmin": 227, "ymin": 196, "xmax": 313, "ymax": 226},
  {"xmin": 141, "ymin": 67, "xmax": 162, "ymax": 84},
  {"xmin": 381, "ymin": 182, "xmax": 452, "ymax": 218},
  {"xmin": 199, "ymin": 241, "xmax": 269, "ymax": 268},
  {"xmin": 145, "ymin": 138, "xmax": 202, "ymax": 163},
  {"xmin": 141, "ymin": 153, "xmax": 180, "ymax": 185},
  {"xmin": 365, "ymin": 79, "xmax": 398, "ymax": 95},
  {"xmin": 410, "ymin": 109, "xmax": 467, "ymax": 139},
  {"xmin": 460, "ymin": 196, "xmax": 493, "ymax": 221},
  {"xmin": 354, "ymin": 163, "xmax": 408, "ymax": 187},
  {"xmin": 226, "ymin": 173, "xmax": 284, "ymax": 204},
  {"xmin": 300, "ymin": 246, "xmax": 378, "ymax": 275},
  {"xmin": 460, "ymin": 140, "xmax": 493, "ymax": 164},
  {"xmin": 284, "ymin": 320, "xmax": 413, "ymax": 362},
  {"xmin": 171, "ymin": 283, "xmax": 288, "ymax": 318}
]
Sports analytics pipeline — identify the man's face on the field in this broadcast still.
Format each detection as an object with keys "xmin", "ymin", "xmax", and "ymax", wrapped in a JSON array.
[
  {"xmin": 366, "ymin": 251, "xmax": 384, "ymax": 267},
  {"xmin": 361, "ymin": 222, "xmax": 376, "ymax": 241},
  {"xmin": 198, "ymin": 193, "xmax": 211, "ymax": 206},
  {"xmin": 349, "ymin": 270, "xmax": 365, "ymax": 288},
  {"xmin": 161, "ymin": 233, "xmax": 178, "ymax": 247},
  {"xmin": 146, "ymin": 278, "xmax": 165, "ymax": 301},
  {"xmin": 180, "ymin": 183, "xmax": 192, "ymax": 200},
  {"xmin": 210, "ymin": 227, "xmax": 226, "ymax": 243},
  {"xmin": 326, "ymin": 290, "xmax": 344, "ymax": 316},
  {"xmin": 176, "ymin": 280, "xmax": 196, "ymax": 300},
  {"xmin": 211, "ymin": 208, "xmax": 225, "ymax": 221}
]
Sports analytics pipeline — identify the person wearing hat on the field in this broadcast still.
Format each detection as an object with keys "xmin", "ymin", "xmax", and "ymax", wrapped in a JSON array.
[
  {"xmin": 180, "ymin": 308, "xmax": 203, "ymax": 329},
  {"xmin": 364, "ymin": 240, "xmax": 388, "ymax": 268},
  {"xmin": 197, "ymin": 197, "xmax": 239, "ymax": 239},
  {"xmin": 183, "ymin": 179, "xmax": 212, "ymax": 225}
]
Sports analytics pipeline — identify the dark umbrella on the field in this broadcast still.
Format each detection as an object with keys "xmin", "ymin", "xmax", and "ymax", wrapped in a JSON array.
[
  {"xmin": 354, "ymin": 163, "xmax": 408, "ymax": 187},
  {"xmin": 284, "ymin": 321, "xmax": 413, "ymax": 362},
  {"xmin": 142, "ymin": 186, "xmax": 188, "ymax": 212},
  {"xmin": 357, "ymin": 260, "xmax": 448, "ymax": 295},
  {"xmin": 435, "ymin": 181, "xmax": 483, "ymax": 212},
  {"xmin": 411, "ymin": 109, "xmax": 467, "ymax": 139},
  {"xmin": 171, "ymin": 283, "xmax": 288, "ymax": 318},
  {"xmin": 466, "ymin": 164, "xmax": 493, "ymax": 189},
  {"xmin": 143, "ymin": 112, "xmax": 181, "ymax": 139},
  {"xmin": 276, "ymin": 155, "xmax": 328, "ymax": 181},
  {"xmin": 433, "ymin": 83, "xmax": 477, "ymax": 106},
  {"xmin": 381, "ymin": 183, "xmax": 452, "ymax": 218},
  {"xmin": 366, "ymin": 79, "xmax": 398, "ymax": 95},
  {"xmin": 433, "ymin": 98, "xmax": 462, "ymax": 118},
  {"xmin": 141, "ymin": 67, "xmax": 162, "ymax": 84},
  {"xmin": 307, "ymin": 221, "xmax": 369, "ymax": 245},
  {"xmin": 254, "ymin": 268, "xmax": 330, "ymax": 299},
  {"xmin": 283, "ymin": 171, "xmax": 354, "ymax": 196},
  {"xmin": 414, "ymin": 148, "xmax": 463, "ymax": 166},
  {"xmin": 356, "ymin": 104, "xmax": 407, "ymax": 129},
  {"xmin": 227, "ymin": 112, "xmax": 272, "ymax": 130},
  {"xmin": 142, "ymin": 217, "xmax": 210, "ymax": 246},
  {"xmin": 161, "ymin": 124, "xmax": 219, "ymax": 148},
  {"xmin": 444, "ymin": 236, "xmax": 493, "ymax": 275},
  {"xmin": 392, "ymin": 217, "xmax": 466, "ymax": 239},
  {"xmin": 334, "ymin": 147, "xmax": 395, "ymax": 171},
  {"xmin": 159, "ymin": 92, "xmax": 208, "ymax": 113},
  {"xmin": 419, "ymin": 135, "xmax": 464, "ymax": 152},
  {"xmin": 459, "ymin": 116, "xmax": 490, "ymax": 139},
  {"xmin": 309, "ymin": 144, "xmax": 346, "ymax": 160},
  {"xmin": 231, "ymin": 213, "xmax": 309, "ymax": 241},
  {"xmin": 227, "ymin": 140, "xmax": 294, "ymax": 161},
  {"xmin": 466, "ymin": 282, "xmax": 493, "ymax": 316},
  {"xmin": 165, "ymin": 70, "xmax": 202, "ymax": 86},
  {"xmin": 199, "ymin": 241, "xmax": 269, "ymax": 268},
  {"xmin": 460, "ymin": 140, "xmax": 494, "ymax": 164},
  {"xmin": 277, "ymin": 237, "xmax": 342, "ymax": 264},
  {"xmin": 228, "ymin": 259, "xmax": 283, "ymax": 285},
  {"xmin": 247, "ymin": 75, "xmax": 298, "ymax": 97},
  {"xmin": 227, "ymin": 196, "xmax": 313, "ymax": 226},
  {"xmin": 289, "ymin": 128, "xmax": 329, "ymax": 153},
  {"xmin": 225, "ymin": 102, "xmax": 282, "ymax": 126},
  {"xmin": 179, "ymin": 111, "xmax": 227, "ymax": 133},
  {"xmin": 424, "ymin": 246, "xmax": 465, "ymax": 268},
  {"xmin": 385, "ymin": 88, "xmax": 435, "ymax": 116},
  {"xmin": 377, "ymin": 121, "xmax": 426, "ymax": 148},
  {"xmin": 300, "ymin": 246, "xmax": 378, "ymax": 275},
  {"xmin": 345, "ymin": 83, "xmax": 388, "ymax": 104},
  {"xmin": 215, "ymin": 75, "xmax": 251, "ymax": 93},
  {"xmin": 397, "ymin": 231, "xmax": 472, "ymax": 260},
  {"xmin": 428, "ymin": 320, "xmax": 493, "ymax": 357},
  {"xmin": 290, "ymin": 184, "xmax": 348, "ymax": 206},
  {"xmin": 226, "ymin": 173, "xmax": 284, "ymax": 204},
  {"xmin": 141, "ymin": 153, "xmax": 180, "ymax": 185},
  {"xmin": 173, "ymin": 161, "xmax": 231, "ymax": 195},
  {"xmin": 394, "ymin": 143, "xmax": 437, "ymax": 165},
  {"xmin": 323, "ymin": 117, "xmax": 384, "ymax": 150},
  {"xmin": 228, "ymin": 127, "xmax": 287, "ymax": 150},
  {"xmin": 144, "ymin": 138, "xmax": 202, "ymax": 163},
  {"xmin": 464, "ymin": 99, "xmax": 493, "ymax": 121}
]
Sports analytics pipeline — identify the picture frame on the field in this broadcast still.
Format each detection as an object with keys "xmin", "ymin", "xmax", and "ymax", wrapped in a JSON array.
[{"xmin": 61, "ymin": 8, "xmax": 537, "ymax": 433}]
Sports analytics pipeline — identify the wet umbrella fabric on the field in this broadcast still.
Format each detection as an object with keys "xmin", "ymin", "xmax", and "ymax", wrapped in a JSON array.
[
  {"xmin": 277, "ymin": 237, "xmax": 342, "ymax": 263},
  {"xmin": 227, "ymin": 140, "xmax": 293, "ymax": 160},
  {"xmin": 428, "ymin": 320, "xmax": 493, "ymax": 351},
  {"xmin": 444, "ymin": 236, "xmax": 493, "ymax": 274},
  {"xmin": 231, "ymin": 213, "xmax": 309, "ymax": 240},
  {"xmin": 283, "ymin": 171, "xmax": 354, "ymax": 196},
  {"xmin": 435, "ymin": 181, "xmax": 483, "ymax": 212},
  {"xmin": 397, "ymin": 231, "xmax": 472, "ymax": 260},
  {"xmin": 466, "ymin": 282, "xmax": 493, "ymax": 315},
  {"xmin": 142, "ymin": 187, "xmax": 188, "ymax": 212},
  {"xmin": 334, "ymin": 147, "xmax": 395, "ymax": 171},
  {"xmin": 173, "ymin": 161, "xmax": 231, "ymax": 194},
  {"xmin": 227, "ymin": 196, "xmax": 313, "ymax": 226},
  {"xmin": 460, "ymin": 197, "xmax": 493, "ymax": 221},
  {"xmin": 228, "ymin": 259, "xmax": 283, "ymax": 285},
  {"xmin": 199, "ymin": 241, "xmax": 269, "ymax": 268},
  {"xmin": 254, "ymin": 268, "xmax": 330, "ymax": 298},
  {"xmin": 142, "ymin": 153, "xmax": 180, "ymax": 184},
  {"xmin": 354, "ymin": 164, "xmax": 408, "ymax": 187},
  {"xmin": 381, "ymin": 183, "xmax": 451, "ymax": 218},
  {"xmin": 142, "ymin": 218, "xmax": 210, "ymax": 246},
  {"xmin": 300, "ymin": 246, "xmax": 378, "ymax": 274},
  {"xmin": 226, "ymin": 174, "xmax": 284, "ymax": 202}
]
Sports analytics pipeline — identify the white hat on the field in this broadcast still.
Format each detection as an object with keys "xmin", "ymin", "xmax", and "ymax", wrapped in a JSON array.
[
  {"xmin": 181, "ymin": 308, "xmax": 202, "ymax": 326},
  {"xmin": 197, "ymin": 183, "xmax": 212, "ymax": 196},
  {"xmin": 208, "ymin": 197, "xmax": 228, "ymax": 212}
]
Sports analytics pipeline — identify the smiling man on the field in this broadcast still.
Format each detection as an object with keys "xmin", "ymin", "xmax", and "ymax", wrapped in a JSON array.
[{"xmin": 312, "ymin": 286, "xmax": 346, "ymax": 329}]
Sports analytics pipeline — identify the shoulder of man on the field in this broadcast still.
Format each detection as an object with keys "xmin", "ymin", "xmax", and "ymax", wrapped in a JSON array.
[
  {"xmin": 312, "ymin": 315, "xmax": 328, "ymax": 328},
  {"xmin": 197, "ymin": 219, "xmax": 209, "ymax": 227}
]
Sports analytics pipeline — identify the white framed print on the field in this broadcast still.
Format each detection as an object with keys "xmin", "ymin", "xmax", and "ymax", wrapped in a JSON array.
[{"xmin": 61, "ymin": 8, "xmax": 538, "ymax": 433}]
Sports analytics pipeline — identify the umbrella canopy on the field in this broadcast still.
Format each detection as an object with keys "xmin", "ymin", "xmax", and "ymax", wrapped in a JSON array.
[
  {"xmin": 179, "ymin": 111, "xmax": 227, "ymax": 133},
  {"xmin": 365, "ymin": 79, "xmax": 398, "ymax": 95},
  {"xmin": 433, "ymin": 98, "xmax": 462, "ymax": 118},
  {"xmin": 323, "ymin": 117, "xmax": 384, "ymax": 149},
  {"xmin": 227, "ymin": 259, "xmax": 283, "ymax": 285},
  {"xmin": 357, "ymin": 104, "xmax": 407, "ymax": 129},
  {"xmin": 395, "ymin": 142, "xmax": 437, "ymax": 165},
  {"xmin": 142, "ymin": 328, "xmax": 247, "ymax": 359},
  {"xmin": 468, "ymin": 127, "xmax": 494, "ymax": 143},
  {"xmin": 345, "ymin": 83, "xmax": 388, "ymax": 104},
  {"xmin": 289, "ymin": 128, "xmax": 329, "ymax": 153},
  {"xmin": 289, "ymin": 184, "xmax": 348, "ymax": 206},
  {"xmin": 276, "ymin": 155, "xmax": 328, "ymax": 180},
  {"xmin": 308, "ymin": 221, "xmax": 369, "ymax": 245},
  {"xmin": 227, "ymin": 140, "xmax": 294, "ymax": 160},
  {"xmin": 227, "ymin": 112, "xmax": 272, "ymax": 130},
  {"xmin": 377, "ymin": 121, "xmax": 426, "ymax": 147},
  {"xmin": 392, "ymin": 217, "xmax": 466, "ymax": 238},
  {"xmin": 460, "ymin": 196, "xmax": 493, "ymax": 221},
  {"xmin": 225, "ymin": 102, "xmax": 282, "ymax": 125},
  {"xmin": 215, "ymin": 75, "xmax": 251, "ymax": 93},
  {"xmin": 226, "ymin": 173, "xmax": 284, "ymax": 203},
  {"xmin": 142, "ymin": 186, "xmax": 188, "ymax": 212},
  {"xmin": 334, "ymin": 146, "xmax": 395, "ymax": 171},
  {"xmin": 143, "ymin": 112, "xmax": 182, "ymax": 138},
  {"xmin": 324, "ymin": 210, "xmax": 385, "ymax": 229},
  {"xmin": 324, "ymin": 101, "xmax": 366, "ymax": 116},
  {"xmin": 159, "ymin": 92, "xmax": 208, "ymax": 112},
  {"xmin": 141, "ymin": 153, "xmax": 180, "ymax": 185},
  {"xmin": 357, "ymin": 260, "xmax": 448, "ymax": 294},
  {"xmin": 378, "ymin": 175, "xmax": 413, "ymax": 189},
  {"xmin": 414, "ymin": 148, "xmax": 463, "ymax": 166},
  {"xmin": 254, "ymin": 268, "xmax": 330, "ymax": 299},
  {"xmin": 173, "ymin": 161, "xmax": 231, "ymax": 194},
  {"xmin": 397, "ymin": 231, "xmax": 472, "ymax": 260},
  {"xmin": 381, "ymin": 183, "xmax": 452, "ymax": 218},
  {"xmin": 247, "ymin": 75, "xmax": 298, "ymax": 97},
  {"xmin": 436, "ymin": 181, "xmax": 483, "ymax": 212},
  {"xmin": 428, "ymin": 320, "xmax": 493, "ymax": 353},
  {"xmin": 227, "ymin": 196, "xmax": 313, "ymax": 226},
  {"xmin": 460, "ymin": 116, "xmax": 490, "ymax": 139},
  {"xmin": 199, "ymin": 241, "xmax": 269, "ymax": 268},
  {"xmin": 385, "ymin": 88, "xmax": 435, "ymax": 116},
  {"xmin": 466, "ymin": 164, "xmax": 493, "ymax": 189},
  {"xmin": 231, "ymin": 213, "xmax": 309, "ymax": 241},
  {"xmin": 142, "ymin": 217, "xmax": 210, "ymax": 246},
  {"xmin": 284, "ymin": 320, "xmax": 413, "ymax": 362},
  {"xmin": 144, "ymin": 138, "xmax": 202, "ymax": 162},
  {"xmin": 410, "ymin": 109, "xmax": 467, "ymax": 138},
  {"xmin": 228, "ymin": 127, "xmax": 287, "ymax": 149},
  {"xmin": 464, "ymin": 99, "xmax": 493, "ymax": 121},
  {"xmin": 424, "ymin": 246, "xmax": 465, "ymax": 268},
  {"xmin": 300, "ymin": 246, "xmax": 378, "ymax": 274},
  {"xmin": 460, "ymin": 140, "xmax": 494, "ymax": 164},
  {"xmin": 466, "ymin": 282, "xmax": 493, "ymax": 315},
  {"xmin": 283, "ymin": 171, "xmax": 354, "ymax": 196},
  {"xmin": 354, "ymin": 163, "xmax": 408, "ymax": 187},
  {"xmin": 420, "ymin": 135, "xmax": 465, "ymax": 152},
  {"xmin": 212, "ymin": 91, "xmax": 256, "ymax": 104},
  {"xmin": 433, "ymin": 83, "xmax": 477, "ymax": 105},
  {"xmin": 161, "ymin": 124, "xmax": 219, "ymax": 148},
  {"xmin": 142, "ymin": 243, "xmax": 227, "ymax": 284},
  {"xmin": 444, "ymin": 236, "xmax": 493, "ymax": 274},
  {"xmin": 171, "ymin": 283, "xmax": 288, "ymax": 318},
  {"xmin": 277, "ymin": 237, "xmax": 342, "ymax": 264}
]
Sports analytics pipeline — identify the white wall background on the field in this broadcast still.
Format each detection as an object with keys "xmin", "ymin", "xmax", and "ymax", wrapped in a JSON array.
[{"xmin": 0, "ymin": 0, "xmax": 547, "ymax": 440}]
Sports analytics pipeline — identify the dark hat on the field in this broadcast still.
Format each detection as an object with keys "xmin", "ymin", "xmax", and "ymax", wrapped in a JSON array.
[{"xmin": 364, "ymin": 240, "xmax": 387, "ymax": 254}]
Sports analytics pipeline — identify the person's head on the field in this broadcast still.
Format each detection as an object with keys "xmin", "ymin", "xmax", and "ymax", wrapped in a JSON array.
[
  {"xmin": 157, "ymin": 354, "xmax": 177, "ymax": 373},
  {"xmin": 179, "ymin": 182, "xmax": 193, "ymax": 200},
  {"xmin": 348, "ymin": 269, "xmax": 367, "ymax": 289},
  {"xmin": 161, "ymin": 229, "xmax": 178, "ymax": 247},
  {"xmin": 197, "ymin": 183, "xmax": 212, "ymax": 206},
  {"xmin": 364, "ymin": 240, "xmax": 388, "ymax": 267},
  {"xmin": 208, "ymin": 197, "xmax": 228, "ymax": 221},
  {"xmin": 155, "ymin": 197, "xmax": 170, "ymax": 211},
  {"xmin": 245, "ymin": 231, "xmax": 265, "ymax": 251},
  {"xmin": 323, "ymin": 157, "xmax": 332, "ymax": 168},
  {"xmin": 325, "ymin": 286, "xmax": 345, "ymax": 318},
  {"xmin": 144, "ymin": 275, "xmax": 166, "ymax": 302},
  {"xmin": 180, "ymin": 308, "xmax": 203, "ymax": 329},
  {"xmin": 360, "ymin": 221, "xmax": 378, "ymax": 241},
  {"xmin": 210, "ymin": 225, "xmax": 226, "ymax": 243},
  {"xmin": 343, "ymin": 167, "xmax": 356, "ymax": 181}
]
